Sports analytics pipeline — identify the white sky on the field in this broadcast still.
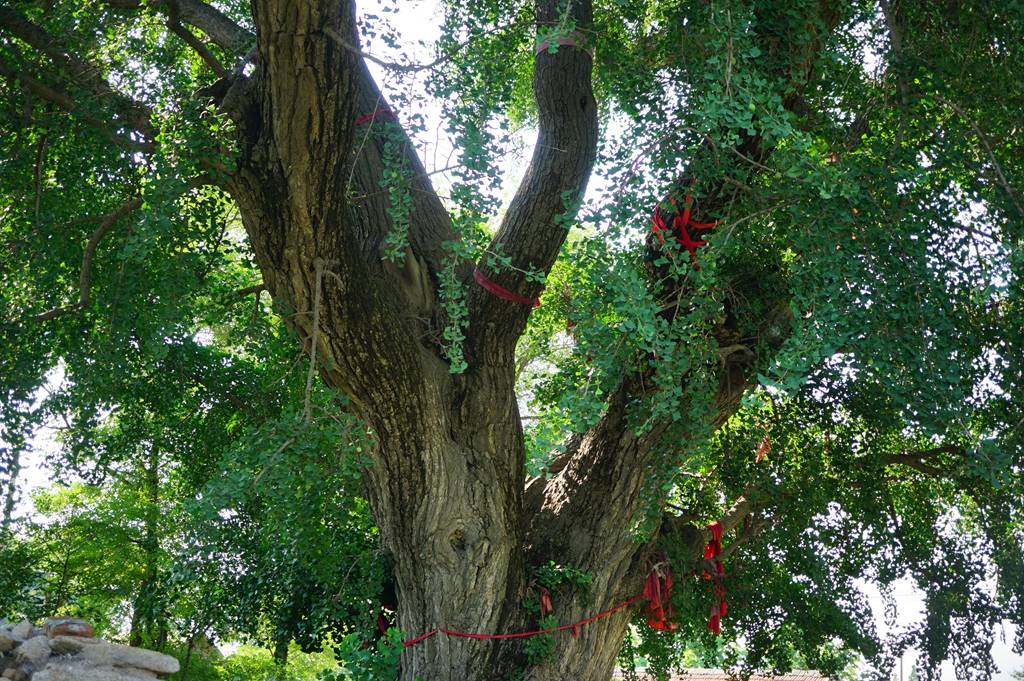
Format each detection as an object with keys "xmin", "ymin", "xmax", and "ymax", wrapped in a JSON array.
[{"xmin": 6, "ymin": 2, "xmax": 1022, "ymax": 678}]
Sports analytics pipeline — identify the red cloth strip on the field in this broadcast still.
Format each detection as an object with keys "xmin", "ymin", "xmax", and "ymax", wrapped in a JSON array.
[
  {"xmin": 650, "ymin": 191, "xmax": 719, "ymax": 264},
  {"xmin": 354, "ymin": 108, "xmax": 397, "ymax": 126},
  {"xmin": 402, "ymin": 593, "xmax": 645, "ymax": 648},
  {"xmin": 704, "ymin": 520, "xmax": 727, "ymax": 635},
  {"xmin": 535, "ymin": 30, "xmax": 593, "ymax": 55},
  {"xmin": 473, "ymin": 268, "xmax": 541, "ymax": 308}
]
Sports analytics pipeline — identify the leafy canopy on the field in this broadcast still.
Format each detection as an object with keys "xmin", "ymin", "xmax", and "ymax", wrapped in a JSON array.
[{"xmin": 0, "ymin": 0, "xmax": 1022, "ymax": 678}]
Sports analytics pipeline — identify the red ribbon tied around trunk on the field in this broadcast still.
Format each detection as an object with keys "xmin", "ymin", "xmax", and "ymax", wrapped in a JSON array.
[
  {"xmin": 703, "ymin": 520, "xmax": 728, "ymax": 635},
  {"xmin": 651, "ymin": 190, "xmax": 718, "ymax": 265},
  {"xmin": 402, "ymin": 565, "xmax": 677, "ymax": 649},
  {"xmin": 473, "ymin": 267, "xmax": 541, "ymax": 308}
]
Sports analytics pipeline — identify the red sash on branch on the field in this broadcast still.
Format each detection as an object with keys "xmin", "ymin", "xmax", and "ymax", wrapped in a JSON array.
[
  {"xmin": 643, "ymin": 564, "xmax": 677, "ymax": 631},
  {"xmin": 704, "ymin": 520, "xmax": 727, "ymax": 635},
  {"xmin": 651, "ymin": 190, "xmax": 718, "ymax": 265}
]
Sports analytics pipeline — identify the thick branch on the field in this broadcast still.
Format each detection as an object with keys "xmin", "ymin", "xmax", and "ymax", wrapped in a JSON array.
[
  {"xmin": 148, "ymin": 0, "xmax": 252, "ymax": 54},
  {"xmin": 0, "ymin": 58, "xmax": 152, "ymax": 152},
  {"xmin": 877, "ymin": 0, "xmax": 911, "ymax": 107},
  {"xmin": 167, "ymin": 16, "xmax": 228, "ymax": 77},
  {"xmin": 231, "ymin": 0, "xmax": 429, "ymax": 410},
  {"xmin": 525, "ymin": 0, "xmax": 833, "ymax": 584},
  {"xmin": 0, "ymin": 5, "xmax": 154, "ymax": 136},
  {"xmin": 882, "ymin": 444, "xmax": 962, "ymax": 478},
  {"xmin": 464, "ymin": 0, "xmax": 599, "ymax": 365}
]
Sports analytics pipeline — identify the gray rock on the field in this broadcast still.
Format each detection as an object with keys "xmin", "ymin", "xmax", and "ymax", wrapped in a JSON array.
[
  {"xmin": 1, "ymin": 666, "xmax": 29, "ymax": 681},
  {"xmin": 8, "ymin": 622, "xmax": 30, "ymax": 642},
  {"xmin": 49, "ymin": 634, "xmax": 101, "ymax": 655},
  {"xmin": 78, "ymin": 641, "xmax": 179, "ymax": 675},
  {"xmin": 14, "ymin": 635, "xmax": 50, "ymax": 665},
  {"xmin": 0, "ymin": 630, "xmax": 17, "ymax": 653},
  {"xmin": 33, "ymin": 661, "xmax": 158, "ymax": 681}
]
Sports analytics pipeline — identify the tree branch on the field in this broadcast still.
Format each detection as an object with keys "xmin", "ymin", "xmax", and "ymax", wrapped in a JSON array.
[
  {"xmin": 230, "ymin": 283, "xmax": 265, "ymax": 298},
  {"xmin": 464, "ymin": 0, "xmax": 599, "ymax": 364},
  {"xmin": 882, "ymin": 444, "xmax": 962, "ymax": 478},
  {"xmin": 31, "ymin": 175, "xmax": 214, "ymax": 322},
  {"xmin": 31, "ymin": 196, "xmax": 143, "ymax": 322},
  {"xmin": 877, "ymin": 0, "xmax": 912, "ymax": 107},
  {"xmin": 524, "ymin": 0, "xmax": 835, "ymax": 581},
  {"xmin": 935, "ymin": 94, "xmax": 1024, "ymax": 219},
  {"xmin": 324, "ymin": 19, "xmax": 525, "ymax": 74},
  {"xmin": 0, "ymin": 5, "xmax": 154, "ymax": 137},
  {"xmin": 166, "ymin": 16, "xmax": 228, "ymax": 77},
  {"xmin": 145, "ymin": 0, "xmax": 253, "ymax": 54},
  {"xmin": 0, "ymin": 58, "xmax": 152, "ymax": 152}
]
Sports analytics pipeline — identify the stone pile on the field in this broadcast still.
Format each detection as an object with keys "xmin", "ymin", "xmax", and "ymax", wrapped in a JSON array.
[{"xmin": 0, "ymin": 618, "xmax": 179, "ymax": 681}]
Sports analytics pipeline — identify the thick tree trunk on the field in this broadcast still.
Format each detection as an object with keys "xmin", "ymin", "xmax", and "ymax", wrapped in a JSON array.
[
  {"xmin": 220, "ymin": 0, "xmax": 811, "ymax": 677},
  {"xmin": 223, "ymin": 0, "xmax": 660, "ymax": 677}
]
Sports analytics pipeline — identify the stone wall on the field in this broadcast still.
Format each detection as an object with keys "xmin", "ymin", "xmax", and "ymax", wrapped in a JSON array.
[{"xmin": 0, "ymin": 618, "xmax": 179, "ymax": 681}]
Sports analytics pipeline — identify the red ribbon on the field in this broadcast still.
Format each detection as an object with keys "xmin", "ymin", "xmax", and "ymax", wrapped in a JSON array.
[
  {"xmin": 539, "ymin": 587, "xmax": 553, "ymax": 617},
  {"xmin": 703, "ymin": 520, "xmax": 728, "ymax": 635},
  {"xmin": 402, "ymin": 565, "xmax": 672, "ymax": 649},
  {"xmin": 651, "ymin": 191, "xmax": 718, "ymax": 264},
  {"xmin": 473, "ymin": 268, "xmax": 541, "ymax": 308},
  {"xmin": 354, "ymin": 107, "xmax": 397, "ymax": 126},
  {"xmin": 642, "ymin": 564, "xmax": 677, "ymax": 631},
  {"xmin": 402, "ymin": 593, "xmax": 646, "ymax": 648},
  {"xmin": 535, "ymin": 31, "xmax": 594, "ymax": 56}
]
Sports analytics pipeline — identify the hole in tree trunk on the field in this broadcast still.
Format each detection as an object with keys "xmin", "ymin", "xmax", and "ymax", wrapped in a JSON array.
[{"xmin": 449, "ymin": 528, "xmax": 466, "ymax": 551}]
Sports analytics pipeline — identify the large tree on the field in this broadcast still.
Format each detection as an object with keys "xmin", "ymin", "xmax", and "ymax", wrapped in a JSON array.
[{"xmin": 1, "ymin": 0, "xmax": 1022, "ymax": 680}]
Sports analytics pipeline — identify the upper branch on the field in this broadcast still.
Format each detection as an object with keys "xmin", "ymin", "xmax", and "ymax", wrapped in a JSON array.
[
  {"xmin": 29, "ymin": 175, "xmax": 215, "ymax": 323},
  {"xmin": 0, "ymin": 5, "xmax": 154, "ymax": 138},
  {"xmin": 162, "ymin": 0, "xmax": 252, "ymax": 53},
  {"xmin": 166, "ymin": 15, "xmax": 228, "ymax": 77},
  {"xmin": 464, "ymin": 0, "xmax": 599, "ymax": 366},
  {"xmin": 0, "ymin": 57, "xmax": 152, "ymax": 152},
  {"xmin": 109, "ymin": 0, "xmax": 253, "ymax": 55},
  {"xmin": 31, "ymin": 196, "xmax": 143, "ymax": 322}
]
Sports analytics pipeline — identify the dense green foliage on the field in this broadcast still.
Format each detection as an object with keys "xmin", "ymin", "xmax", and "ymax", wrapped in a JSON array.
[{"xmin": 1, "ymin": 0, "xmax": 1022, "ymax": 679}]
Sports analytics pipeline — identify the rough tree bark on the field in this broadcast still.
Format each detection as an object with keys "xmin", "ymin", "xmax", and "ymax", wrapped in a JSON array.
[
  {"xmin": 0, "ymin": 0, "xmax": 831, "ymax": 678},
  {"xmin": 217, "ymin": 0, "xmax": 832, "ymax": 679}
]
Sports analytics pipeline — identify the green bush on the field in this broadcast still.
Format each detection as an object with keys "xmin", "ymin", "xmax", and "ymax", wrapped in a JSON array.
[{"xmin": 170, "ymin": 643, "xmax": 338, "ymax": 681}]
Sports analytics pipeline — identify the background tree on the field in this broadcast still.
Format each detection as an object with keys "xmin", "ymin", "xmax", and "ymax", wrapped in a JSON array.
[{"xmin": 1, "ymin": 1, "xmax": 1022, "ymax": 680}]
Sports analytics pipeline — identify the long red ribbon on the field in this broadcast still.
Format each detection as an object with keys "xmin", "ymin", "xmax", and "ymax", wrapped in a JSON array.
[
  {"xmin": 402, "ymin": 530, "xmax": 724, "ymax": 649},
  {"xmin": 473, "ymin": 268, "xmax": 541, "ymax": 308},
  {"xmin": 354, "ymin": 107, "xmax": 397, "ymax": 126},
  {"xmin": 402, "ymin": 593, "xmax": 645, "ymax": 648},
  {"xmin": 704, "ymin": 520, "xmax": 727, "ymax": 635}
]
